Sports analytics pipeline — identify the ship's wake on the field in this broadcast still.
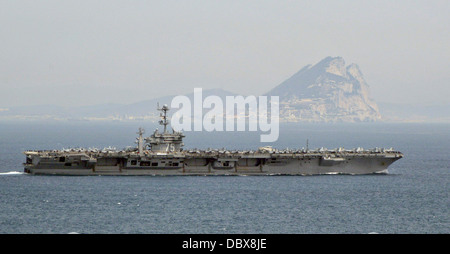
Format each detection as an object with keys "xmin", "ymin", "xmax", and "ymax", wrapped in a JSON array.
[{"xmin": 0, "ymin": 171, "xmax": 26, "ymax": 175}]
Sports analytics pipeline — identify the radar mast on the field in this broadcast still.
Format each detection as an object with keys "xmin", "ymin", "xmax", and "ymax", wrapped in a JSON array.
[
  {"xmin": 157, "ymin": 103, "xmax": 170, "ymax": 133},
  {"xmin": 136, "ymin": 127, "xmax": 145, "ymax": 154}
]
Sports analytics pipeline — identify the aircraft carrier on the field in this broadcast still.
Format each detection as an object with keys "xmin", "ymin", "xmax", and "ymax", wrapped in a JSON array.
[{"xmin": 23, "ymin": 104, "xmax": 403, "ymax": 176}]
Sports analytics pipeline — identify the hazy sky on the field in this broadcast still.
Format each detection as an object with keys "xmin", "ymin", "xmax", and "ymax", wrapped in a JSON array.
[{"xmin": 1, "ymin": 0, "xmax": 449, "ymax": 107}]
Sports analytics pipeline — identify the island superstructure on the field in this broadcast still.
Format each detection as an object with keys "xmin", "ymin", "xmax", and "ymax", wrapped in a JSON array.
[{"xmin": 23, "ymin": 104, "xmax": 403, "ymax": 175}]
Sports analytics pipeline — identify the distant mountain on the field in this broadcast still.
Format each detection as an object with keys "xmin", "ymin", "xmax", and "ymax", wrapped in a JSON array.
[
  {"xmin": 265, "ymin": 56, "xmax": 381, "ymax": 122},
  {"xmin": 0, "ymin": 88, "xmax": 237, "ymax": 121},
  {"xmin": 2, "ymin": 56, "xmax": 447, "ymax": 123}
]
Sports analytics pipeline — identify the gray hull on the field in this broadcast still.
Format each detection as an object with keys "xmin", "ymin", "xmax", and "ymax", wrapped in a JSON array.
[
  {"xmin": 23, "ymin": 104, "xmax": 403, "ymax": 176},
  {"xmin": 24, "ymin": 152, "xmax": 402, "ymax": 176}
]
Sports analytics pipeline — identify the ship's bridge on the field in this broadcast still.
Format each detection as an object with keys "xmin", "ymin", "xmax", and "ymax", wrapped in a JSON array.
[
  {"xmin": 146, "ymin": 129, "xmax": 185, "ymax": 153},
  {"xmin": 137, "ymin": 104, "xmax": 185, "ymax": 153}
]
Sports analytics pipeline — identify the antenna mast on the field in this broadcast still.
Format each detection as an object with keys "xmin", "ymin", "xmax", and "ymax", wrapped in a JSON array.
[
  {"xmin": 136, "ymin": 127, "xmax": 145, "ymax": 154},
  {"xmin": 157, "ymin": 103, "xmax": 170, "ymax": 133}
]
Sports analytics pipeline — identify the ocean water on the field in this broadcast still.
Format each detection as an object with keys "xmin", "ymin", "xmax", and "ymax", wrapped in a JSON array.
[{"xmin": 0, "ymin": 121, "xmax": 448, "ymax": 234}]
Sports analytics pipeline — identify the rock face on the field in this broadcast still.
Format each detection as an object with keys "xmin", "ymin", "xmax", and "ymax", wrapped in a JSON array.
[{"xmin": 265, "ymin": 56, "xmax": 381, "ymax": 122}]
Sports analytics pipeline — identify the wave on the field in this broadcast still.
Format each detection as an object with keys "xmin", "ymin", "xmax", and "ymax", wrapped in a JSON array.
[{"xmin": 0, "ymin": 171, "xmax": 25, "ymax": 175}]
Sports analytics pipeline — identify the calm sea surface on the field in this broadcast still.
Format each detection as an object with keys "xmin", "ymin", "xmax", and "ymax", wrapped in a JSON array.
[{"xmin": 0, "ymin": 121, "xmax": 448, "ymax": 233}]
